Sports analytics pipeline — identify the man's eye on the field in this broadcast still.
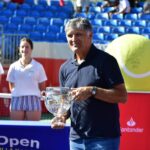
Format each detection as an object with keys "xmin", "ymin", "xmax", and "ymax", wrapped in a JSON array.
[
  {"xmin": 76, "ymin": 33, "xmax": 82, "ymax": 37},
  {"xmin": 67, "ymin": 34, "xmax": 72, "ymax": 38}
]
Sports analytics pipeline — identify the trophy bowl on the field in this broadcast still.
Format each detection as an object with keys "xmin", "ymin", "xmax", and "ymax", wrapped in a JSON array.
[{"xmin": 43, "ymin": 87, "xmax": 72, "ymax": 126}]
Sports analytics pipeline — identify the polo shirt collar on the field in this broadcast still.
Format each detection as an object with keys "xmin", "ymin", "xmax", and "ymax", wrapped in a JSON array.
[{"xmin": 18, "ymin": 58, "xmax": 34, "ymax": 69}]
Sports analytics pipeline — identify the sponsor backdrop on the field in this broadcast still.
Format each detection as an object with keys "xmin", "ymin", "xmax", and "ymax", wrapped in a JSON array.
[
  {"xmin": 106, "ymin": 34, "xmax": 150, "ymax": 92},
  {"xmin": 0, "ymin": 93, "xmax": 149, "ymax": 150},
  {"xmin": 0, "ymin": 121, "xmax": 70, "ymax": 150},
  {"xmin": 106, "ymin": 34, "xmax": 150, "ymax": 150},
  {"xmin": 0, "ymin": 41, "xmax": 150, "ymax": 149},
  {"xmin": 119, "ymin": 93, "xmax": 150, "ymax": 150}
]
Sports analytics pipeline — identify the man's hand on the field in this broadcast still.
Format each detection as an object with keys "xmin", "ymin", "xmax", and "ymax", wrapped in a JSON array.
[
  {"xmin": 71, "ymin": 87, "xmax": 92, "ymax": 101},
  {"xmin": 51, "ymin": 115, "xmax": 66, "ymax": 129}
]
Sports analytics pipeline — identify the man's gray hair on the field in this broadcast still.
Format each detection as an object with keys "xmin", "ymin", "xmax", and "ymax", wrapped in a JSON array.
[{"xmin": 65, "ymin": 18, "xmax": 92, "ymax": 33}]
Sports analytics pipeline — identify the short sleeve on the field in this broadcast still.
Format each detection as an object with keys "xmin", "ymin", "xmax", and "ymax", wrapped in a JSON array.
[
  {"xmin": 59, "ymin": 65, "xmax": 65, "ymax": 87},
  {"xmin": 38, "ymin": 64, "xmax": 47, "ymax": 83},
  {"xmin": 103, "ymin": 55, "xmax": 124, "ymax": 87},
  {"xmin": 0, "ymin": 63, "xmax": 4, "ymax": 75},
  {"xmin": 6, "ymin": 64, "xmax": 15, "ymax": 83}
]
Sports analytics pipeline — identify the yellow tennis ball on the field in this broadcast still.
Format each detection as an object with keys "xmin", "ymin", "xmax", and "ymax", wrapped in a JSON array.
[{"xmin": 106, "ymin": 34, "xmax": 150, "ymax": 92}]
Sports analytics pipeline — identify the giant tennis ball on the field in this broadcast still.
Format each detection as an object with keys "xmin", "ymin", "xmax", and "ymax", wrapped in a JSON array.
[{"xmin": 105, "ymin": 34, "xmax": 150, "ymax": 92}]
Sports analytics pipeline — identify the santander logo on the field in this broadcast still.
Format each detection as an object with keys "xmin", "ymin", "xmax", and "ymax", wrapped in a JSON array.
[
  {"xmin": 127, "ymin": 117, "xmax": 136, "ymax": 127},
  {"xmin": 121, "ymin": 117, "xmax": 144, "ymax": 133}
]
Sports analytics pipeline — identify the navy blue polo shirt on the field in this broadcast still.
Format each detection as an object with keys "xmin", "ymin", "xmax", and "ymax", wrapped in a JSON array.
[{"xmin": 59, "ymin": 44, "xmax": 124, "ymax": 140}]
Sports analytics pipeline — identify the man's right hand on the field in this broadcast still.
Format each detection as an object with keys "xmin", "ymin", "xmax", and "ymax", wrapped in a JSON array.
[{"xmin": 50, "ymin": 116, "xmax": 66, "ymax": 129}]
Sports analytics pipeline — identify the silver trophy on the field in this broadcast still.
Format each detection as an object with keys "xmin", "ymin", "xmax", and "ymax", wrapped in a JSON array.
[{"xmin": 43, "ymin": 87, "xmax": 72, "ymax": 126}]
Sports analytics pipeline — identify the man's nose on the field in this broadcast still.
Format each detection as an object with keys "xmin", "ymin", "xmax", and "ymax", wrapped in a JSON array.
[{"xmin": 72, "ymin": 35, "xmax": 77, "ymax": 41}]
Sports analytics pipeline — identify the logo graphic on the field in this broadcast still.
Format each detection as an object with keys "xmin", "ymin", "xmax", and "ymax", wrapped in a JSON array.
[
  {"xmin": 106, "ymin": 34, "xmax": 150, "ymax": 91},
  {"xmin": 121, "ymin": 117, "xmax": 144, "ymax": 133},
  {"xmin": 127, "ymin": 117, "xmax": 136, "ymax": 127},
  {"xmin": 117, "ymin": 48, "xmax": 150, "ymax": 78},
  {"xmin": 0, "ymin": 136, "xmax": 40, "ymax": 149}
]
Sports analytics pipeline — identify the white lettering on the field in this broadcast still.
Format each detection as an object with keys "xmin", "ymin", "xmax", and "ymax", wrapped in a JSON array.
[
  {"xmin": 121, "ymin": 127, "xmax": 144, "ymax": 133},
  {"xmin": 0, "ymin": 136, "xmax": 8, "ymax": 145},
  {"xmin": 20, "ymin": 139, "xmax": 29, "ymax": 146},
  {"xmin": 0, "ymin": 136, "xmax": 40, "ymax": 149},
  {"xmin": 10, "ymin": 138, "xmax": 19, "ymax": 147},
  {"xmin": 31, "ymin": 139, "xmax": 40, "ymax": 149}
]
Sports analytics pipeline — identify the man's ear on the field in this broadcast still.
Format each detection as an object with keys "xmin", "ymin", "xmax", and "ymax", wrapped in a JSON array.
[
  {"xmin": 90, "ymin": 32, "xmax": 93, "ymax": 38},
  {"xmin": 87, "ymin": 31, "xmax": 92, "ymax": 39}
]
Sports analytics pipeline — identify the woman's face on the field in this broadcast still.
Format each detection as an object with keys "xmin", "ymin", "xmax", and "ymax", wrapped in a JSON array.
[{"xmin": 19, "ymin": 40, "xmax": 32, "ymax": 59}]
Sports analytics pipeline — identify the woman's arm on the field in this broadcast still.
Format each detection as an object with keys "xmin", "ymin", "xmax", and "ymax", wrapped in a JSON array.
[
  {"xmin": 8, "ymin": 82, "xmax": 15, "ymax": 92},
  {"xmin": 39, "ymin": 81, "xmax": 46, "ymax": 91}
]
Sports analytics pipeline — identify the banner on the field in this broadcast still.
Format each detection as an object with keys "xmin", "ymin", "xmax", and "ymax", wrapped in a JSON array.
[
  {"xmin": 119, "ymin": 93, "xmax": 150, "ymax": 150},
  {"xmin": 0, "ymin": 121, "xmax": 70, "ymax": 150}
]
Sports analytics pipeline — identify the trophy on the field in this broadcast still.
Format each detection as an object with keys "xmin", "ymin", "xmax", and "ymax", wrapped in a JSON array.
[{"xmin": 43, "ymin": 87, "xmax": 72, "ymax": 126}]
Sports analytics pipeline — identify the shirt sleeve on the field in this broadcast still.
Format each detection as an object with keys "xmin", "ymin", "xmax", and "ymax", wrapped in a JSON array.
[
  {"xmin": 103, "ymin": 55, "xmax": 124, "ymax": 88},
  {"xmin": 6, "ymin": 64, "xmax": 15, "ymax": 83},
  {"xmin": 59, "ymin": 65, "xmax": 65, "ymax": 87},
  {"xmin": 0, "ymin": 63, "xmax": 4, "ymax": 75},
  {"xmin": 38, "ymin": 64, "xmax": 47, "ymax": 83}
]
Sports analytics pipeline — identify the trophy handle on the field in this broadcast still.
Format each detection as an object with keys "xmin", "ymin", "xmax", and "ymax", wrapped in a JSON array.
[{"xmin": 41, "ymin": 90, "xmax": 46, "ymax": 100}]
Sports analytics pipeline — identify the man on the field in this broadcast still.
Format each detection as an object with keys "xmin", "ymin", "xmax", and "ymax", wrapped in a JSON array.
[
  {"xmin": 51, "ymin": 18, "xmax": 127, "ymax": 150},
  {"xmin": 0, "ymin": 62, "xmax": 4, "ymax": 83},
  {"xmin": 143, "ymin": 0, "xmax": 150, "ymax": 14},
  {"xmin": 75, "ymin": 0, "xmax": 90, "ymax": 13},
  {"xmin": 109, "ymin": 0, "xmax": 131, "ymax": 17},
  {"xmin": 100, "ymin": 0, "xmax": 119, "ymax": 10},
  {"xmin": 128, "ymin": 0, "xmax": 139, "ymax": 8}
]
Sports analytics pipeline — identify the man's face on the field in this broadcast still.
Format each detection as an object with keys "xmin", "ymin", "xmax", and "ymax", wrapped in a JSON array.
[{"xmin": 66, "ymin": 28, "xmax": 92, "ymax": 54}]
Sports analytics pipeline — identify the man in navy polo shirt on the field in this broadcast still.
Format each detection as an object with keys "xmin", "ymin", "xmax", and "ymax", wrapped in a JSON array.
[{"xmin": 51, "ymin": 18, "xmax": 127, "ymax": 150}]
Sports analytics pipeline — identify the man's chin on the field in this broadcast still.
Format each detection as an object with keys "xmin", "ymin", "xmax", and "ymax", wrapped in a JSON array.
[{"xmin": 72, "ymin": 48, "xmax": 80, "ymax": 53}]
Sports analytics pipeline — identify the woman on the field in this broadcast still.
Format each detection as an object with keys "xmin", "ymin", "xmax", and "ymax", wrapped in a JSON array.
[{"xmin": 7, "ymin": 37, "xmax": 47, "ymax": 120}]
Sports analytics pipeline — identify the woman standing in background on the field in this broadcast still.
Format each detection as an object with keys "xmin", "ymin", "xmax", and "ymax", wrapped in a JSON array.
[{"xmin": 6, "ymin": 37, "xmax": 47, "ymax": 120}]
